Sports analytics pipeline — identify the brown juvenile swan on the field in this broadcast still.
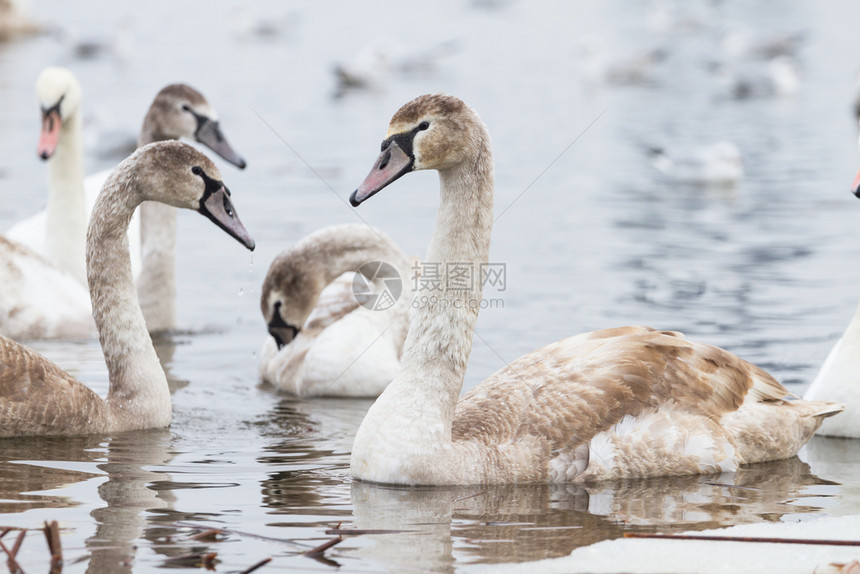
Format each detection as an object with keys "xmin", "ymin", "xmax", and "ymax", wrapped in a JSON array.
[
  {"xmin": 259, "ymin": 224, "xmax": 411, "ymax": 397},
  {"xmin": 348, "ymin": 94, "xmax": 842, "ymax": 486},
  {"xmin": 0, "ymin": 141, "xmax": 254, "ymax": 437}
]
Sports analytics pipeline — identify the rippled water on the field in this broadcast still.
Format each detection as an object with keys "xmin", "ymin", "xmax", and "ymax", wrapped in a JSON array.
[{"xmin": 2, "ymin": 0, "xmax": 860, "ymax": 572}]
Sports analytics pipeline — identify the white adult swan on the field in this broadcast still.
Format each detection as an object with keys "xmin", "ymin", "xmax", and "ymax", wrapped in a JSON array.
[
  {"xmin": 348, "ymin": 94, "xmax": 842, "ymax": 486},
  {"xmin": 802, "ymin": 165, "xmax": 860, "ymax": 437},
  {"xmin": 259, "ymin": 224, "xmax": 411, "ymax": 397},
  {"xmin": 0, "ymin": 141, "xmax": 255, "ymax": 437},
  {"xmin": 7, "ymin": 67, "xmax": 247, "ymax": 333},
  {"xmin": 0, "ymin": 68, "xmax": 93, "ymax": 340}
]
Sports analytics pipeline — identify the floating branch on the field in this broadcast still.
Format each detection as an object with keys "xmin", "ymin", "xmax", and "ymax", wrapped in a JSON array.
[
  {"xmin": 239, "ymin": 557, "xmax": 272, "ymax": 574},
  {"xmin": 302, "ymin": 537, "xmax": 343, "ymax": 558}
]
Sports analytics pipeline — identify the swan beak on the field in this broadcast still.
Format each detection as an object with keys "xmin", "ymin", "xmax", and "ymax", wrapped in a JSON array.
[
  {"xmin": 38, "ymin": 108, "xmax": 61, "ymax": 160},
  {"xmin": 196, "ymin": 119, "xmax": 247, "ymax": 170},
  {"xmin": 852, "ymin": 167, "xmax": 860, "ymax": 198},
  {"xmin": 350, "ymin": 140, "xmax": 413, "ymax": 206},
  {"xmin": 199, "ymin": 186, "xmax": 256, "ymax": 250}
]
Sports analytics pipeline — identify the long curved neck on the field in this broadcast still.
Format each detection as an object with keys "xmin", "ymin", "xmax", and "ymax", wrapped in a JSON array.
[
  {"xmin": 398, "ymin": 153, "xmax": 495, "ymax": 427},
  {"xmin": 137, "ymin": 118, "xmax": 177, "ymax": 332},
  {"xmin": 87, "ymin": 169, "xmax": 171, "ymax": 431},
  {"xmin": 353, "ymin": 133, "xmax": 494, "ymax": 481},
  {"xmin": 47, "ymin": 111, "xmax": 87, "ymax": 285},
  {"xmin": 296, "ymin": 228, "xmax": 414, "ymax": 311}
]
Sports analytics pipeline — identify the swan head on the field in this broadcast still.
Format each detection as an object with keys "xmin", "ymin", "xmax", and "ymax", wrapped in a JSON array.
[
  {"xmin": 35, "ymin": 66, "xmax": 82, "ymax": 160},
  {"xmin": 350, "ymin": 94, "xmax": 484, "ymax": 205},
  {"xmin": 128, "ymin": 141, "xmax": 255, "ymax": 250},
  {"xmin": 144, "ymin": 84, "xmax": 247, "ymax": 169},
  {"xmin": 260, "ymin": 259, "xmax": 320, "ymax": 349}
]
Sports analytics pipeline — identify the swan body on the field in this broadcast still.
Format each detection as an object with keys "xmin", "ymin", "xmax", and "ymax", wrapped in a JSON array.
[
  {"xmin": 0, "ymin": 236, "xmax": 94, "ymax": 339},
  {"xmin": 259, "ymin": 224, "xmax": 411, "ymax": 397},
  {"xmin": 803, "ymin": 168, "xmax": 860, "ymax": 437},
  {"xmin": 0, "ymin": 141, "xmax": 254, "ymax": 437},
  {"xmin": 6, "ymin": 68, "xmax": 247, "ymax": 335},
  {"xmin": 348, "ymin": 94, "xmax": 842, "ymax": 486}
]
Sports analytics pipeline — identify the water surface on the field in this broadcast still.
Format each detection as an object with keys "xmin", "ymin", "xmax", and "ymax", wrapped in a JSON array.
[{"xmin": 2, "ymin": 0, "xmax": 860, "ymax": 571}]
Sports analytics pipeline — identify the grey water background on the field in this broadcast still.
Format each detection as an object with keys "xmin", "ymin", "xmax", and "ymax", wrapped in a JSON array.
[{"xmin": 2, "ymin": 0, "xmax": 860, "ymax": 571}]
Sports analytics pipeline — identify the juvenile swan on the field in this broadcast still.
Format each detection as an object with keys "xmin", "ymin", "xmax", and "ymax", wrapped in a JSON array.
[
  {"xmin": 348, "ymin": 94, "xmax": 842, "ymax": 486},
  {"xmin": 803, "ymin": 163, "xmax": 860, "ymax": 437},
  {"xmin": 259, "ymin": 224, "xmax": 411, "ymax": 397},
  {"xmin": 0, "ymin": 141, "xmax": 255, "ymax": 437}
]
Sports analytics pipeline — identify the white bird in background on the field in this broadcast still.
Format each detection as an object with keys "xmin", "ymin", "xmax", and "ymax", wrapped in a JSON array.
[
  {"xmin": 711, "ymin": 55, "xmax": 800, "ymax": 100},
  {"xmin": 721, "ymin": 27, "xmax": 806, "ymax": 62},
  {"xmin": 577, "ymin": 34, "xmax": 668, "ymax": 87},
  {"xmin": 648, "ymin": 141, "xmax": 744, "ymax": 186},
  {"xmin": 333, "ymin": 37, "xmax": 459, "ymax": 97}
]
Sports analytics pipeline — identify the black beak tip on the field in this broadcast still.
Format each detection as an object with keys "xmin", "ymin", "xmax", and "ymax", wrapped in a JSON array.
[
  {"xmin": 853, "ymin": 187, "xmax": 860, "ymax": 199},
  {"xmin": 39, "ymin": 151, "xmax": 49, "ymax": 160},
  {"xmin": 236, "ymin": 158, "xmax": 247, "ymax": 170},
  {"xmin": 349, "ymin": 190, "xmax": 361, "ymax": 207}
]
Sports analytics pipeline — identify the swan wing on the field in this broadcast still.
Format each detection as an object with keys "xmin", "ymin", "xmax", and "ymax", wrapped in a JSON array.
[{"xmin": 453, "ymin": 326, "xmax": 832, "ymax": 449}]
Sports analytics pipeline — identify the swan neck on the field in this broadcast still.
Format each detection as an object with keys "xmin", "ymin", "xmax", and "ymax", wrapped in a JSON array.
[
  {"xmin": 87, "ymin": 169, "xmax": 170, "ymax": 429},
  {"xmin": 394, "ymin": 142, "xmax": 495, "ymax": 423},
  {"xmin": 137, "ymin": 106, "xmax": 177, "ymax": 332},
  {"xmin": 138, "ymin": 202, "xmax": 177, "ymax": 332},
  {"xmin": 47, "ymin": 111, "xmax": 87, "ymax": 284}
]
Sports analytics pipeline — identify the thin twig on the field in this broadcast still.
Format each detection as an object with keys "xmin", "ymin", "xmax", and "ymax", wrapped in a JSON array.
[
  {"xmin": 239, "ymin": 557, "xmax": 272, "ymax": 574},
  {"xmin": 170, "ymin": 522, "xmax": 311, "ymax": 550},
  {"xmin": 624, "ymin": 533, "xmax": 860, "ymax": 546},
  {"xmin": 302, "ymin": 537, "xmax": 343, "ymax": 557}
]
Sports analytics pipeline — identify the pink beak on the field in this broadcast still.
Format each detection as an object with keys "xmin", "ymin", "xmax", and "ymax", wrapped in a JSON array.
[{"xmin": 37, "ymin": 108, "xmax": 61, "ymax": 160}]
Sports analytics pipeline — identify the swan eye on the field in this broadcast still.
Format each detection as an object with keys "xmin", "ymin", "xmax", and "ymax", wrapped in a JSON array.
[
  {"xmin": 191, "ymin": 166, "xmax": 203, "ymax": 176},
  {"xmin": 222, "ymin": 193, "xmax": 234, "ymax": 217},
  {"xmin": 182, "ymin": 104, "xmax": 192, "ymax": 112},
  {"xmin": 418, "ymin": 121, "xmax": 430, "ymax": 131}
]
